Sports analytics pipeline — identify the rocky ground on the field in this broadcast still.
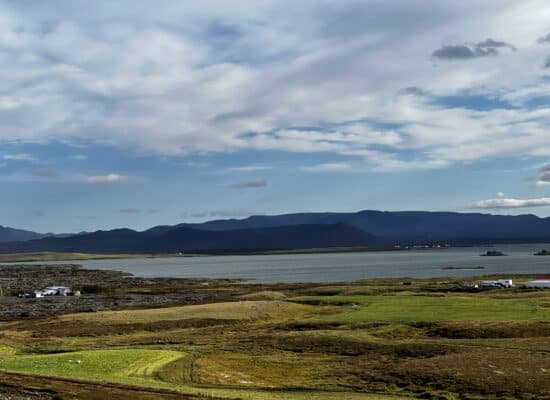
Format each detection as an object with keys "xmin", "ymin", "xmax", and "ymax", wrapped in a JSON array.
[
  {"xmin": 0, "ymin": 264, "xmax": 239, "ymax": 320},
  {"xmin": 0, "ymin": 387, "xmax": 53, "ymax": 400}
]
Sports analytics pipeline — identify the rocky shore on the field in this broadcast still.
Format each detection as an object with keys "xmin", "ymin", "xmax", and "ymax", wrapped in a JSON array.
[{"xmin": 0, "ymin": 264, "xmax": 238, "ymax": 320}]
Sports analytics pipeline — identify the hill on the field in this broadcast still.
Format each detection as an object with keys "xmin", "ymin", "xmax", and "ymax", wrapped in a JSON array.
[
  {"xmin": 182, "ymin": 210, "xmax": 550, "ymax": 243},
  {"xmin": 3, "ymin": 210, "xmax": 550, "ymax": 253},
  {"xmin": 0, "ymin": 223, "xmax": 378, "ymax": 253},
  {"xmin": 0, "ymin": 226, "xmax": 51, "ymax": 243}
]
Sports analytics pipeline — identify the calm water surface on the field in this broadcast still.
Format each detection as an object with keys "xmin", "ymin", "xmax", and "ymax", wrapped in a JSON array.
[{"xmin": 7, "ymin": 243, "xmax": 550, "ymax": 283}]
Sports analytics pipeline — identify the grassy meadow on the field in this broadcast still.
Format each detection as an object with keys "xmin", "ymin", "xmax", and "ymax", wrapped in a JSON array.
[
  {"xmin": 299, "ymin": 294, "xmax": 550, "ymax": 322},
  {"xmin": 0, "ymin": 349, "xmax": 182, "ymax": 389},
  {"xmin": 1, "ymin": 274, "xmax": 550, "ymax": 399}
]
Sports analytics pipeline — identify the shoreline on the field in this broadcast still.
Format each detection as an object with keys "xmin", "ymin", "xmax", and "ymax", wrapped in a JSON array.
[{"xmin": 0, "ymin": 242, "xmax": 548, "ymax": 263}]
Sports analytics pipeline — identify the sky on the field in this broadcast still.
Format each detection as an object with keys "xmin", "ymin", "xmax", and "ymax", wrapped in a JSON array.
[{"xmin": 1, "ymin": 0, "xmax": 550, "ymax": 233}]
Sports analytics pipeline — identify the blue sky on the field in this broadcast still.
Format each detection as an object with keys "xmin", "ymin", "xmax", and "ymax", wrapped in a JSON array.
[{"xmin": 1, "ymin": 0, "xmax": 550, "ymax": 232}]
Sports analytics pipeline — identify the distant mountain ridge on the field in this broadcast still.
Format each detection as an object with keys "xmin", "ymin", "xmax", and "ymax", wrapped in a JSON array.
[
  {"xmin": 0, "ymin": 223, "xmax": 378, "ymax": 253},
  {"xmin": 181, "ymin": 210, "xmax": 550, "ymax": 242},
  {"xmin": 1, "ymin": 210, "xmax": 550, "ymax": 253},
  {"xmin": 0, "ymin": 225, "xmax": 52, "ymax": 243},
  {"xmin": 0, "ymin": 226, "xmax": 83, "ymax": 243}
]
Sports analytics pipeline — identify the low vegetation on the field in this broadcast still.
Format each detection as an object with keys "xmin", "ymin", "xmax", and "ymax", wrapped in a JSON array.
[
  {"xmin": 0, "ymin": 266, "xmax": 549, "ymax": 399},
  {"xmin": 298, "ymin": 294, "xmax": 550, "ymax": 322},
  {"xmin": 0, "ymin": 349, "xmax": 182, "ymax": 389}
]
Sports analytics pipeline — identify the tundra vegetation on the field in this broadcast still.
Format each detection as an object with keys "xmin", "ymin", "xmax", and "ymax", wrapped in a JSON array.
[{"xmin": 0, "ymin": 265, "xmax": 549, "ymax": 399}]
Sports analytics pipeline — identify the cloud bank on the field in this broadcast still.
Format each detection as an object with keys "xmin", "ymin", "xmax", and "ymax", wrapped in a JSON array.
[
  {"xmin": 0, "ymin": 1, "xmax": 549, "ymax": 172},
  {"xmin": 470, "ymin": 197, "xmax": 550, "ymax": 209}
]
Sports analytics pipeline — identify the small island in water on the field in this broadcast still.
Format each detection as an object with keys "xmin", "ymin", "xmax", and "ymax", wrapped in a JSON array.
[
  {"xmin": 481, "ymin": 250, "xmax": 506, "ymax": 257},
  {"xmin": 535, "ymin": 249, "xmax": 550, "ymax": 256}
]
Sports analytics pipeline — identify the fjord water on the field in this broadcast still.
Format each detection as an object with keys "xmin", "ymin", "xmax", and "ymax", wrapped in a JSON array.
[{"xmin": 11, "ymin": 243, "xmax": 550, "ymax": 283}]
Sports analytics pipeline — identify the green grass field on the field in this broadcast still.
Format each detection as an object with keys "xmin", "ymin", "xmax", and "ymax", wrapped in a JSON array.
[
  {"xmin": 0, "ymin": 349, "xmax": 182, "ymax": 389},
  {"xmin": 303, "ymin": 295, "xmax": 550, "ymax": 322},
  {"xmin": 0, "ymin": 348, "xmax": 410, "ymax": 400}
]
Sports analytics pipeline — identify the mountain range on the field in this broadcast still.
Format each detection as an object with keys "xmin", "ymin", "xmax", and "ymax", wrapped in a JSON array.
[
  {"xmin": 0, "ymin": 225, "xmax": 52, "ymax": 243},
  {"xmin": 1, "ymin": 210, "xmax": 550, "ymax": 253}
]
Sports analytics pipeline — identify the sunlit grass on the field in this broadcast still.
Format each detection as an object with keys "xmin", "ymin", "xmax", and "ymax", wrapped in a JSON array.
[
  {"xmin": 301, "ymin": 295, "xmax": 550, "ymax": 322},
  {"xmin": 0, "ymin": 348, "xmax": 411, "ymax": 399},
  {"xmin": 0, "ymin": 349, "xmax": 182, "ymax": 389}
]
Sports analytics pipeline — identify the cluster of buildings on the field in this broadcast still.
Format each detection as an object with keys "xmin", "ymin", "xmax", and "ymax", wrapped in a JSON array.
[
  {"xmin": 467, "ymin": 279, "xmax": 514, "ymax": 290},
  {"xmin": 18, "ymin": 286, "xmax": 73, "ymax": 298},
  {"xmin": 463, "ymin": 276, "xmax": 550, "ymax": 291}
]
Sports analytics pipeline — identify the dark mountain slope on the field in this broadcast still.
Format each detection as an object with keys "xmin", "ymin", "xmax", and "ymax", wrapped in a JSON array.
[
  {"xmin": 3, "ymin": 210, "xmax": 550, "ymax": 253},
  {"xmin": 182, "ymin": 210, "xmax": 550, "ymax": 242},
  {"xmin": 149, "ymin": 223, "xmax": 377, "ymax": 252},
  {"xmin": 0, "ymin": 223, "xmax": 378, "ymax": 253},
  {"xmin": 0, "ymin": 229, "xmax": 142, "ymax": 253},
  {"xmin": 0, "ymin": 226, "xmax": 51, "ymax": 243}
]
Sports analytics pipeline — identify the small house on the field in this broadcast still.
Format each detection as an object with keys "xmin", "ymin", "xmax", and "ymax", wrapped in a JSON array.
[{"xmin": 497, "ymin": 279, "xmax": 513, "ymax": 288}]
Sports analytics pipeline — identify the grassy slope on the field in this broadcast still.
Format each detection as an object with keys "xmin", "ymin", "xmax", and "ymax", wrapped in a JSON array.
[
  {"xmin": 4, "ymin": 279, "xmax": 549, "ymax": 399},
  {"xmin": 0, "ymin": 349, "xmax": 182, "ymax": 389},
  {"xmin": 58, "ymin": 301, "xmax": 313, "ymax": 324},
  {"xmin": 302, "ymin": 295, "xmax": 550, "ymax": 322},
  {"xmin": 0, "ymin": 349, "xmax": 409, "ymax": 400}
]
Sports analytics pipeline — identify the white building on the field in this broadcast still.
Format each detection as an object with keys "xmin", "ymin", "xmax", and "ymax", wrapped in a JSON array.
[
  {"xmin": 497, "ymin": 279, "xmax": 513, "ymax": 288},
  {"xmin": 525, "ymin": 280, "xmax": 550, "ymax": 289},
  {"xmin": 43, "ymin": 286, "xmax": 72, "ymax": 296}
]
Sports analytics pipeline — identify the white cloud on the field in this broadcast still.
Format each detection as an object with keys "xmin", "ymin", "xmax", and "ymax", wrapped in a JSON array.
[
  {"xmin": 470, "ymin": 197, "xmax": 550, "ymax": 209},
  {"xmin": 497, "ymin": 191, "xmax": 505, "ymax": 197},
  {"xmin": 3, "ymin": 154, "xmax": 38, "ymax": 163},
  {"xmin": 85, "ymin": 173, "xmax": 129, "ymax": 184},
  {"xmin": 302, "ymin": 162, "xmax": 352, "ymax": 172},
  {"xmin": 224, "ymin": 165, "xmax": 272, "ymax": 172},
  {"xmin": 71, "ymin": 154, "xmax": 88, "ymax": 161},
  {"xmin": 0, "ymin": 1, "xmax": 549, "ymax": 171}
]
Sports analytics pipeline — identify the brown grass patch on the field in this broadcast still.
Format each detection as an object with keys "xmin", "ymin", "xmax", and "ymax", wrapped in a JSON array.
[
  {"xmin": 239, "ymin": 291, "xmax": 288, "ymax": 301},
  {"xmin": 428, "ymin": 321, "xmax": 550, "ymax": 339},
  {"xmin": 26, "ymin": 318, "xmax": 239, "ymax": 338},
  {"xmin": 395, "ymin": 348, "xmax": 550, "ymax": 397}
]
